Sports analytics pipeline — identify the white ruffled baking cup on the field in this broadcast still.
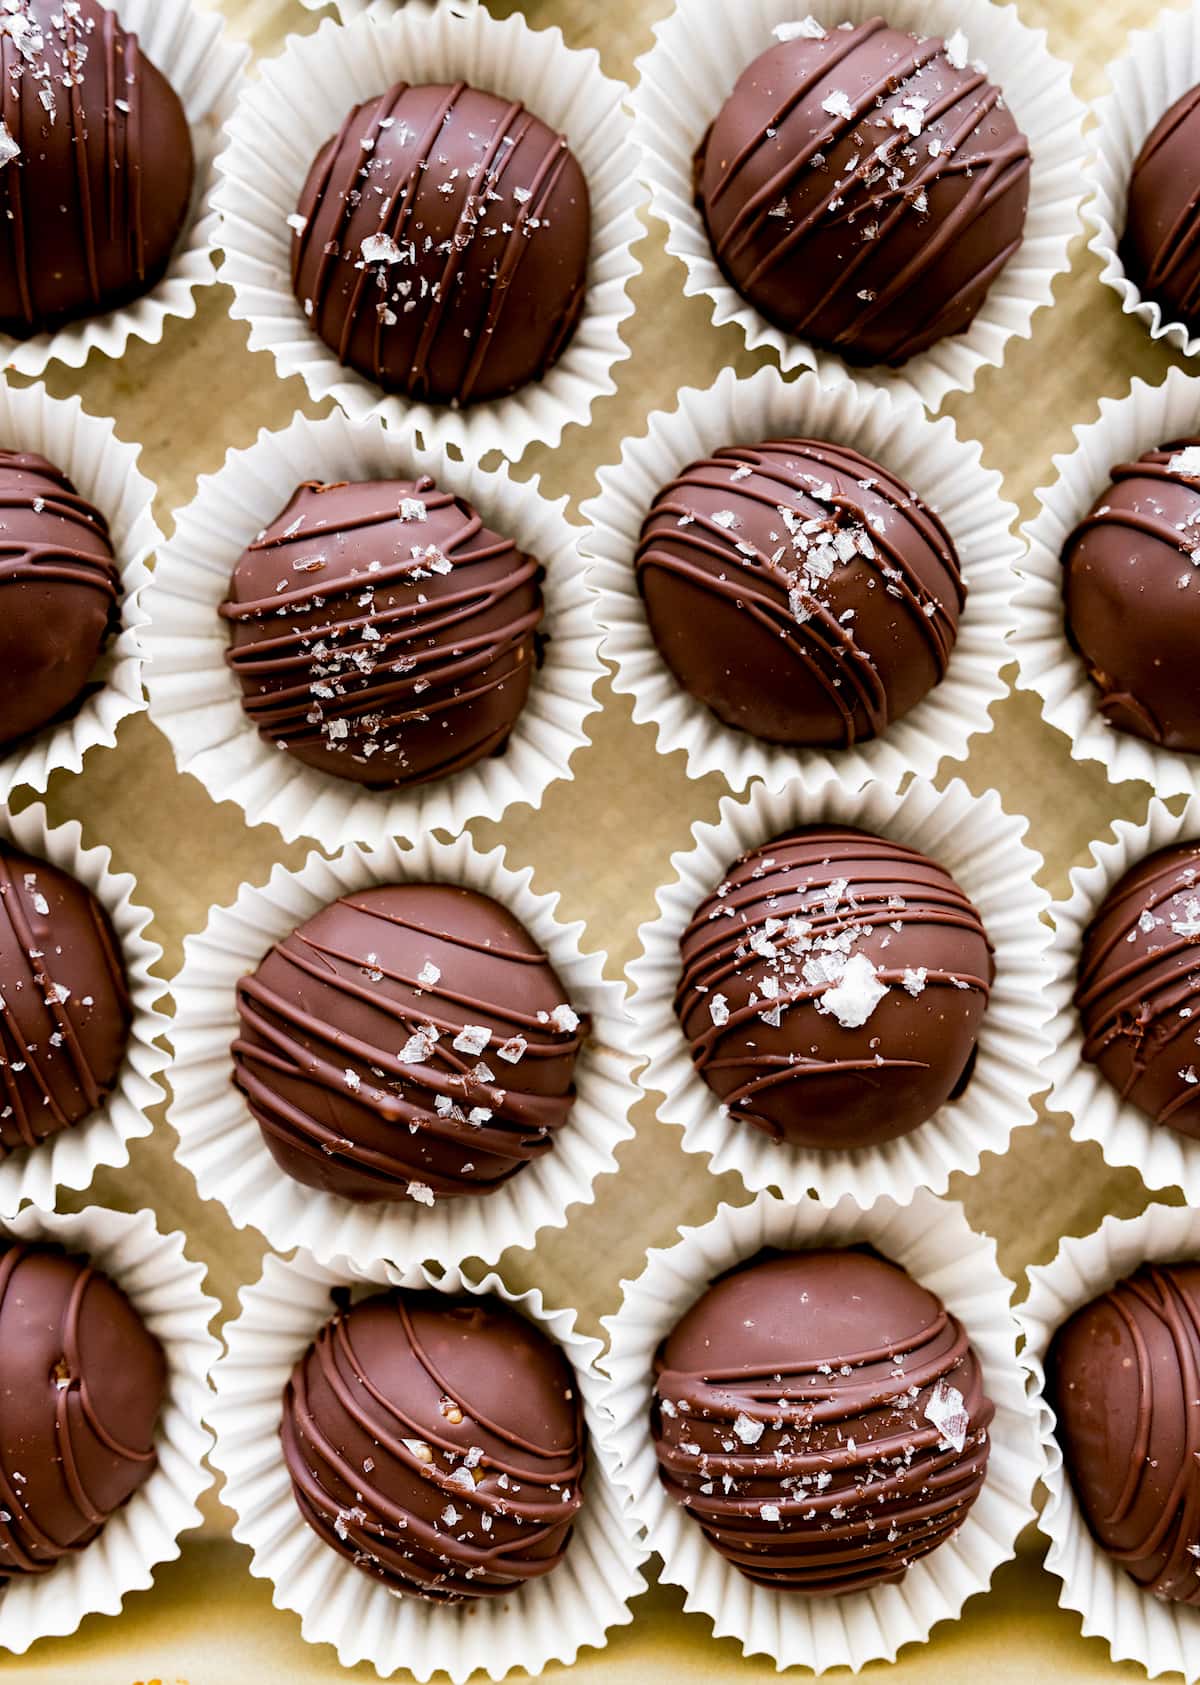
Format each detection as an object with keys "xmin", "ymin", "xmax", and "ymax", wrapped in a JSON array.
[
  {"xmin": 214, "ymin": 8, "xmax": 643, "ymax": 461},
  {"xmin": 581, "ymin": 363, "xmax": 1020, "ymax": 796},
  {"xmin": 1017, "ymin": 1204, "xmax": 1200, "ymax": 1680},
  {"xmin": 0, "ymin": 1201, "xmax": 219, "ymax": 1655},
  {"xmin": 168, "ymin": 831, "xmax": 635, "ymax": 1270},
  {"xmin": 142, "ymin": 407, "xmax": 602, "ymax": 852},
  {"xmin": 599, "ymin": 1188, "xmax": 1041, "ymax": 1672},
  {"xmin": 0, "ymin": 0, "xmax": 248, "ymax": 381},
  {"xmin": 0, "ymin": 804, "xmax": 167, "ymax": 1221},
  {"xmin": 1014, "ymin": 366, "xmax": 1200, "ymax": 798},
  {"xmin": 631, "ymin": 0, "xmax": 1087, "ymax": 414},
  {"xmin": 300, "ymin": 0, "xmax": 478, "ymax": 18},
  {"xmin": 628, "ymin": 776, "xmax": 1054, "ymax": 1207},
  {"xmin": 209, "ymin": 1248, "xmax": 648, "ymax": 1682}
]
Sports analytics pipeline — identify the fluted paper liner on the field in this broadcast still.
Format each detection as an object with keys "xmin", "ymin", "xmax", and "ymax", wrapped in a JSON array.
[
  {"xmin": 1015, "ymin": 367, "xmax": 1200, "ymax": 797},
  {"xmin": 0, "ymin": 0, "xmax": 248, "ymax": 381},
  {"xmin": 628, "ymin": 776, "xmax": 1054, "ymax": 1206},
  {"xmin": 168, "ymin": 830, "xmax": 635, "ymax": 1269},
  {"xmin": 582, "ymin": 364, "xmax": 1020, "ymax": 796},
  {"xmin": 0, "ymin": 1202, "xmax": 219, "ymax": 1655},
  {"xmin": 142, "ymin": 407, "xmax": 602, "ymax": 851},
  {"xmin": 209, "ymin": 1249, "xmax": 648, "ymax": 1682},
  {"xmin": 301, "ymin": 0, "xmax": 478, "ymax": 17},
  {"xmin": 599, "ymin": 1189, "xmax": 1041, "ymax": 1672},
  {"xmin": 631, "ymin": 0, "xmax": 1086, "ymax": 413},
  {"xmin": 214, "ymin": 8, "xmax": 643, "ymax": 461}
]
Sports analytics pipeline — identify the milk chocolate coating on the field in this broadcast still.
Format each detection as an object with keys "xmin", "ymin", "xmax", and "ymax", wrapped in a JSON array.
[
  {"xmin": 636, "ymin": 438, "xmax": 963, "ymax": 747},
  {"xmin": 0, "ymin": 0, "xmax": 194, "ymax": 338},
  {"xmin": 1076, "ymin": 840, "xmax": 1200, "ymax": 1138},
  {"xmin": 1049, "ymin": 1260, "xmax": 1200, "ymax": 1603},
  {"xmin": 0, "ymin": 844, "xmax": 131, "ymax": 1160},
  {"xmin": 220, "ymin": 476, "xmax": 543, "ymax": 790},
  {"xmin": 0, "ymin": 1239, "xmax": 165, "ymax": 1577},
  {"xmin": 292, "ymin": 81, "xmax": 591, "ymax": 406},
  {"xmin": 232, "ymin": 882, "xmax": 586, "ymax": 1205},
  {"xmin": 653, "ymin": 1247, "xmax": 993, "ymax": 1594},
  {"xmin": 1122, "ymin": 87, "xmax": 1200, "ymax": 332},
  {"xmin": 694, "ymin": 19, "xmax": 1031, "ymax": 367},
  {"xmin": 1062, "ymin": 441, "xmax": 1200, "ymax": 753},
  {"xmin": 282, "ymin": 1286, "xmax": 585, "ymax": 1602},
  {"xmin": 676, "ymin": 825, "xmax": 993, "ymax": 1150}
]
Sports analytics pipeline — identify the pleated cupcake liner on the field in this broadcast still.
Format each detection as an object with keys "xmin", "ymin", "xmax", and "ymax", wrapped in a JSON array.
[
  {"xmin": 581, "ymin": 363, "xmax": 1020, "ymax": 797},
  {"xmin": 299, "ymin": 0, "xmax": 478, "ymax": 17}
]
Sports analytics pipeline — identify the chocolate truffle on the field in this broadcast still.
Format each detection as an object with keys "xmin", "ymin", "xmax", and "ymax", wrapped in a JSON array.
[
  {"xmin": 291, "ymin": 81, "xmax": 590, "ymax": 406},
  {"xmin": 0, "ymin": 0, "xmax": 195, "ymax": 338},
  {"xmin": 220, "ymin": 475, "xmax": 544, "ymax": 789},
  {"xmin": 0, "ymin": 1238, "xmax": 165, "ymax": 1577},
  {"xmin": 0, "ymin": 451, "xmax": 121, "ymax": 752},
  {"xmin": 0, "ymin": 844, "xmax": 131, "ymax": 1159},
  {"xmin": 635, "ymin": 438, "xmax": 963, "ymax": 747},
  {"xmin": 282, "ymin": 1286, "xmax": 585, "ymax": 1601},
  {"xmin": 232, "ymin": 882, "xmax": 586, "ymax": 1205},
  {"xmin": 653, "ymin": 1247, "xmax": 993, "ymax": 1593},
  {"xmin": 1049, "ymin": 1260, "xmax": 1200, "ymax": 1603},
  {"xmin": 1062, "ymin": 440, "xmax": 1200, "ymax": 753},
  {"xmin": 676, "ymin": 825, "xmax": 993, "ymax": 1151},
  {"xmin": 1076, "ymin": 840, "xmax": 1200, "ymax": 1137},
  {"xmin": 1122, "ymin": 87, "xmax": 1200, "ymax": 333},
  {"xmin": 695, "ymin": 19, "xmax": 1031, "ymax": 366}
]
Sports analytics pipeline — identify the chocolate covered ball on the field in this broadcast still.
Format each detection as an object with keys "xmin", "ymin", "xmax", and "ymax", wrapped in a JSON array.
[
  {"xmin": 220, "ymin": 475, "xmax": 544, "ymax": 789},
  {"xmin": 0, "ymin": 0, "xmax": 195, "ymax": 338},
  {"xmin": 635, "ymin": 438, "xmax": 963, "ymax": 747},
  {"xmin": 695, "ymin": 18, "xmax": 1030, "ymax": 366},
  {"xmin": 0, "ymin": 1239, "xmax": 165, "ymax": 1577},
  {"xmin": 232, "ymin": 882, "xmax": 586, "ymax": 1205},
  {"xmin": 653, "ymin": 1247, "xmax": 993, "ymax": 1594},
  {"xmin": 1049, "ymin": 1260, "xmax": 1200, "ymax": 1603},
  {"xmin": 0, "ymin": 844, "xmax": 131, "ymax": 1159},
  {"xmin": 291, "ymin": 81, "xmax": 590, "ymax": 406},
  {"xmin": 1062, "ymin": 440, "xmax": 1200, "ymax": 753},
  {"xmin": 1122, "ymin": 87, "xmax": 1200, "ymax": 333},
  {"xmin": 676, "ymin": 825, "xmax": 993, "ymax": 1150},
  {"xmin": 282, "ymin": 1286, "xmax": 585, "ymax": 1601}
]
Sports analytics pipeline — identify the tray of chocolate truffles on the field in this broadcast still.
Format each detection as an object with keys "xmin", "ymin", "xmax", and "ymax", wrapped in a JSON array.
[{"xmin": 1, "ymin": 0, "xmax": 1199, "ymax": 1681}]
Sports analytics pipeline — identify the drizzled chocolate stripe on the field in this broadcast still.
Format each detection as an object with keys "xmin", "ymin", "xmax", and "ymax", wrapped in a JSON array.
[{"xmin": 1123, "ymin": 87, "xmax": 1200, "ymax": 327}]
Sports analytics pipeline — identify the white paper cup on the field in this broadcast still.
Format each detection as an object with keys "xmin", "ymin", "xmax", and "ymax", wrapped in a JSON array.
[
  {"xmin": 0, "ymin": 1201, "xmax": 220, "ymax": 1655},
  {"xmin": 1017, "ymin": 1204, "xmax": 1200, "ymax": 1680},
  {"xmin": 142, "ymin": 407, "xmax": 602, "ymax": 851},
  {"xmin": 599, "ymin": 1188, "xmax": 1041, "ymax": 1672},
  {"xmin": 214, "ymin": 8, "xmax": 643, "ymax": 462},
  {"xmin": 168, "ymin": 830, "xmax": 635, "ymax": 1270},
  {"xmin": 209, "ymin": 1248, "xmax": 648, "ymax": 1682},
  {"xmin": 581, "ymin": 363, "xmax": 1020, "ymax": 796},
  {"xmin": 631, "ymin": 0, "xmax": 1087, "ymax": 414},
  {"xmin": 628, "ymin": 776, "xmax": 1054, "ymax": 1207},
  {"xmin": 300, "ymin": 0, "xmax": 478, "ymax": 17},
  {"xmin": 1014, "ymin": 366, "xmax": 1200, "ymax": 799}
]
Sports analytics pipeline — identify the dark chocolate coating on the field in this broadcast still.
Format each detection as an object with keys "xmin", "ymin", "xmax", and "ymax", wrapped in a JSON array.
[
  {"xmin": 0, "ymin": 844, "xmax": 131, "ymax": 1160},
  {"xmin": 0, "ymin": 1239, "xmax": 165, "ymax": 1577},
  {"xmin": 695, "ymin": 18, "xmax": 1030, "ymax": 367},
  {"xmin": 1122, "ymin": 86, "xmax": 1200, "ymax": 333},
  {"xmin": 0, "ymin": 0, "xmax": 194, "ymax": 338},
  {"xmin": 636, "ymin": 438, "xmax": 963, "ymax": 747},
  {"xmin": 282, "ymin": 1286, "xmax": 585, "ymax": 1602},
  {"xmin": 220, "ymin": 476, "xmax": 543, "ymax": 790},
  {"xmin": 1062, "ymin": 440, "xmax": 1200, "ymax": 753},
  {"xmin": 291, "ymin": 80, "xmax": 591, "ymax": 406},
  {"xmin": 232, "ymin": 882, "xmax": 586, "ymax": 1205},
  {"xmin": 676, "ymin": 825, "xmax": 993, "ymax": 1151},
  {"xmin": 653, "ymin": 1247, "xmax": 993, "ymax": 1594},
  {"xmin": 1076, "ymin": 840, "xmax": 1200, "ymax": 1138},
  {"xmin": 1049, "ymin": 1260, "xmax": 1200, "ymax": 1604}
]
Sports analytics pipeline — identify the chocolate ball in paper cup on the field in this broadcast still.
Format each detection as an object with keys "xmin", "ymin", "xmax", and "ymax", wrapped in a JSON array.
[
  {"xmin": 582, "ymin": 363, "xmax": 1019, "ymax": 796},
  {"xmin": 598, "ymin": 1189, "xmax": 1041, "ymax": 1671},
  {"xmin": 213, "ymin": 7, "xmax": 642, "ymax": 462},
  {"xmin": 142, "ymin": 407, "xmax": 601, "ymax": 852},
  {"xmin": 631, "ymin": 1, "xmax": 1086, "ymax": 413},
  {"xmin": 628, "ymin": 776, "xmax": 1054, "ymax": 1207},
  {"xmin": 208, "ymin": 1248, "xmax": 647, "ymax": 1681}
]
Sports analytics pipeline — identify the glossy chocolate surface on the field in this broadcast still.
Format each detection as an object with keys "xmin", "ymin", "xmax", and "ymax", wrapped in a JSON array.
[{"xmin": 1122, "ymin": 86, "xmax": 1200, "ymax": 333}]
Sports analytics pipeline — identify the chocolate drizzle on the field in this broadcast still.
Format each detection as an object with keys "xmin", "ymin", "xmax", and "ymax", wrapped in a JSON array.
[{"xmin": 1122, "ymin": 85, "xmax": 1200, "ymax": 332}]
